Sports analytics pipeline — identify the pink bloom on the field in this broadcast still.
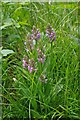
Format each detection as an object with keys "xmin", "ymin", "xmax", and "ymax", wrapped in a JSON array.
[
  {"xmin": 37, "ymin": 48, "xmax": 46, "ymax": 64},
  {"xmin": 38, "ymin": 58, "xmax": 45, "ymax": 64},
  {"xmin": 32, "ymin": 26, "xmax": 40, "ymax": 40},
  {"xmin": 22, "ymin": 59, "xmax": 28, "ymax": 68},
  {"xmin": 28, "ymin": 66, "xmax": 33, "ymax": 73},
  {"xmin": 46, "ymin": 24, "xmax": 56, "ymax": 42},
  {"xmin": 36, "ymin": 32, "xmax": 40, "ymax": 40}
]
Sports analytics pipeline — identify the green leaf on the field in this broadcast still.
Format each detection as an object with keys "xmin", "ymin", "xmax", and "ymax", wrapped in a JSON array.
[
  {"xmin": 1, "ymin": 49, "xmax": 14, "ymax": 56},
  {"xmin": 0, "ymin": 24, "xmax": 12, "ymax": 30}
]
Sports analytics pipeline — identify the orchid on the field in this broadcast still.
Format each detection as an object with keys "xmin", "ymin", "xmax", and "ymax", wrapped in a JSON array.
[{"xmin": 46, "ymin": 24, "xmax": 56, "ymax": 42}]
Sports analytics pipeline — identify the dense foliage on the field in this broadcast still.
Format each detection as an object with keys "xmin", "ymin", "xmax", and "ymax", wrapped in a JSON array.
[{"xmin": 1, "ymin": 2, "xmax": 79, "ymax": 120}]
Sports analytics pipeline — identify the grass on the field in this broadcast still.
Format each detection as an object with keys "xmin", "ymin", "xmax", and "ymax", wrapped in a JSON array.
[{"xmin": 1, "ymin": 2, "xmax": 79, "ymax": 120}]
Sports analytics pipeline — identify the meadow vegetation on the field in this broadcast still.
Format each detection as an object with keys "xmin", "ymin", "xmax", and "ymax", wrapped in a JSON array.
[{"xmin": 1, "ymin": 2, "xmax": 79, "ymax": 120}]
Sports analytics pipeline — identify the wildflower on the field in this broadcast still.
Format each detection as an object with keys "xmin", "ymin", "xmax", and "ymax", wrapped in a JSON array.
[
  {"xmin": 22, "ymin": 56, "xmax": 28, "ymax": 68},
  {"xmin": 49, "ymin": 31, "xmax": 55, "ymax": 39},
  {"xmin": 37, "ymin": 48, "xmax": 46, "ymax": 64},
  {"xmin": 28, "ymin": 58, "xmax": 37, "ymax": 73},
  {"xmin": 32, "ymin": 26, "xmax": 40, "ymax": 40},
  {"xmin": 26, "ymin": 34, "xmax": 34, "ymax": 51},
  {"xmin": 28, "ymin": 65, "xmax": 33, "ymax": 73},
  {"xmin": 24, "ymin": 26, "xmax": 40, "ymax": 52},
  {"xmin": 22, "ymin": 59, "xmax": 28, "ymax": 68},
  {"xmin": 46, "ymin": 24, "xmax": 56, "ymax": 42},
  {"xmin": 22, "ymin": 57, "xmax": 37, "ymax": 73},
  {"xmin": 36, "ymin": 31, "xmax": 40, "ymax": 40}
]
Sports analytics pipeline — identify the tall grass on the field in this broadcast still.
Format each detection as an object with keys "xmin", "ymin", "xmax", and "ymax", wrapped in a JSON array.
[{"xmin": 1, "ymin": 2, "xmax": 79, "ymax": 120}]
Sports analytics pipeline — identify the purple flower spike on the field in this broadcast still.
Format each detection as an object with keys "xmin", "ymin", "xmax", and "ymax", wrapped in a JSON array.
[
  {"xmin": 36, "ymin": 32, "xmax": 40, "ymax": 40},
  {"xmin": 38, "ymin": 58, "xmax": 45, "ymax": 64},
  {"xmin": 31, "ymin": 26, "xmax": 41, "ymax": 40},
  {"xmin": 46, "ymin": 24, "xmax": 56, "ymax": 42},
  {"xmin": 28, "ymin": 66, "xmax": 33, "ymax": 73},
  {"xmin": 37, "ymin": 48, "xmax": 46, "ymax": 64},
  {"xmin": 38, "ymin": 58, "xmax": 42, "ymax": 62},
  {"xmin": 22, "ymin": 59, "xmax": 28, "ymax": 68}
]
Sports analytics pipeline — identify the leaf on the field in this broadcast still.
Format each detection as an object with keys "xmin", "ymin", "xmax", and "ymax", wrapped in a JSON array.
[
  {"xmin": 0, "ymin": 47, "xmax": 3, "ymax": 59},
  {"xmin": 1, "ymin": 49, "xmax": 14, "ymax": 56},
  {"xmin": 1, "ymin": 18, "xmax": 20, "ymax": 30},
  {"xmin": 1, "ymin": 18, "xmax": 13, "ymax": 30},
  {"xmin": 0, "ymin": 47, "xmax": 3, "ymax": 51},
  {"xmin": 55, "ymin": 84, "xmax": 63, "ymax": 94},
  {"xmin": 0, "ymin": 24, "xmax": 13, "ymax": 30}
]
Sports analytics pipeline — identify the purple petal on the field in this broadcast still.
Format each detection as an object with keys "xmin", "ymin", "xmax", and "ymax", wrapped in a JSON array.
[
  {"xmin": 22, "ymin": 59, "xmax": 28, "ymax": 68},
  {"xmin": 28, "ymin": 66, "xmax": 33, "ymax": 73},
  {"xmin": 36, "ymin": 32, "xmax": 40, "ymax": 40}
]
